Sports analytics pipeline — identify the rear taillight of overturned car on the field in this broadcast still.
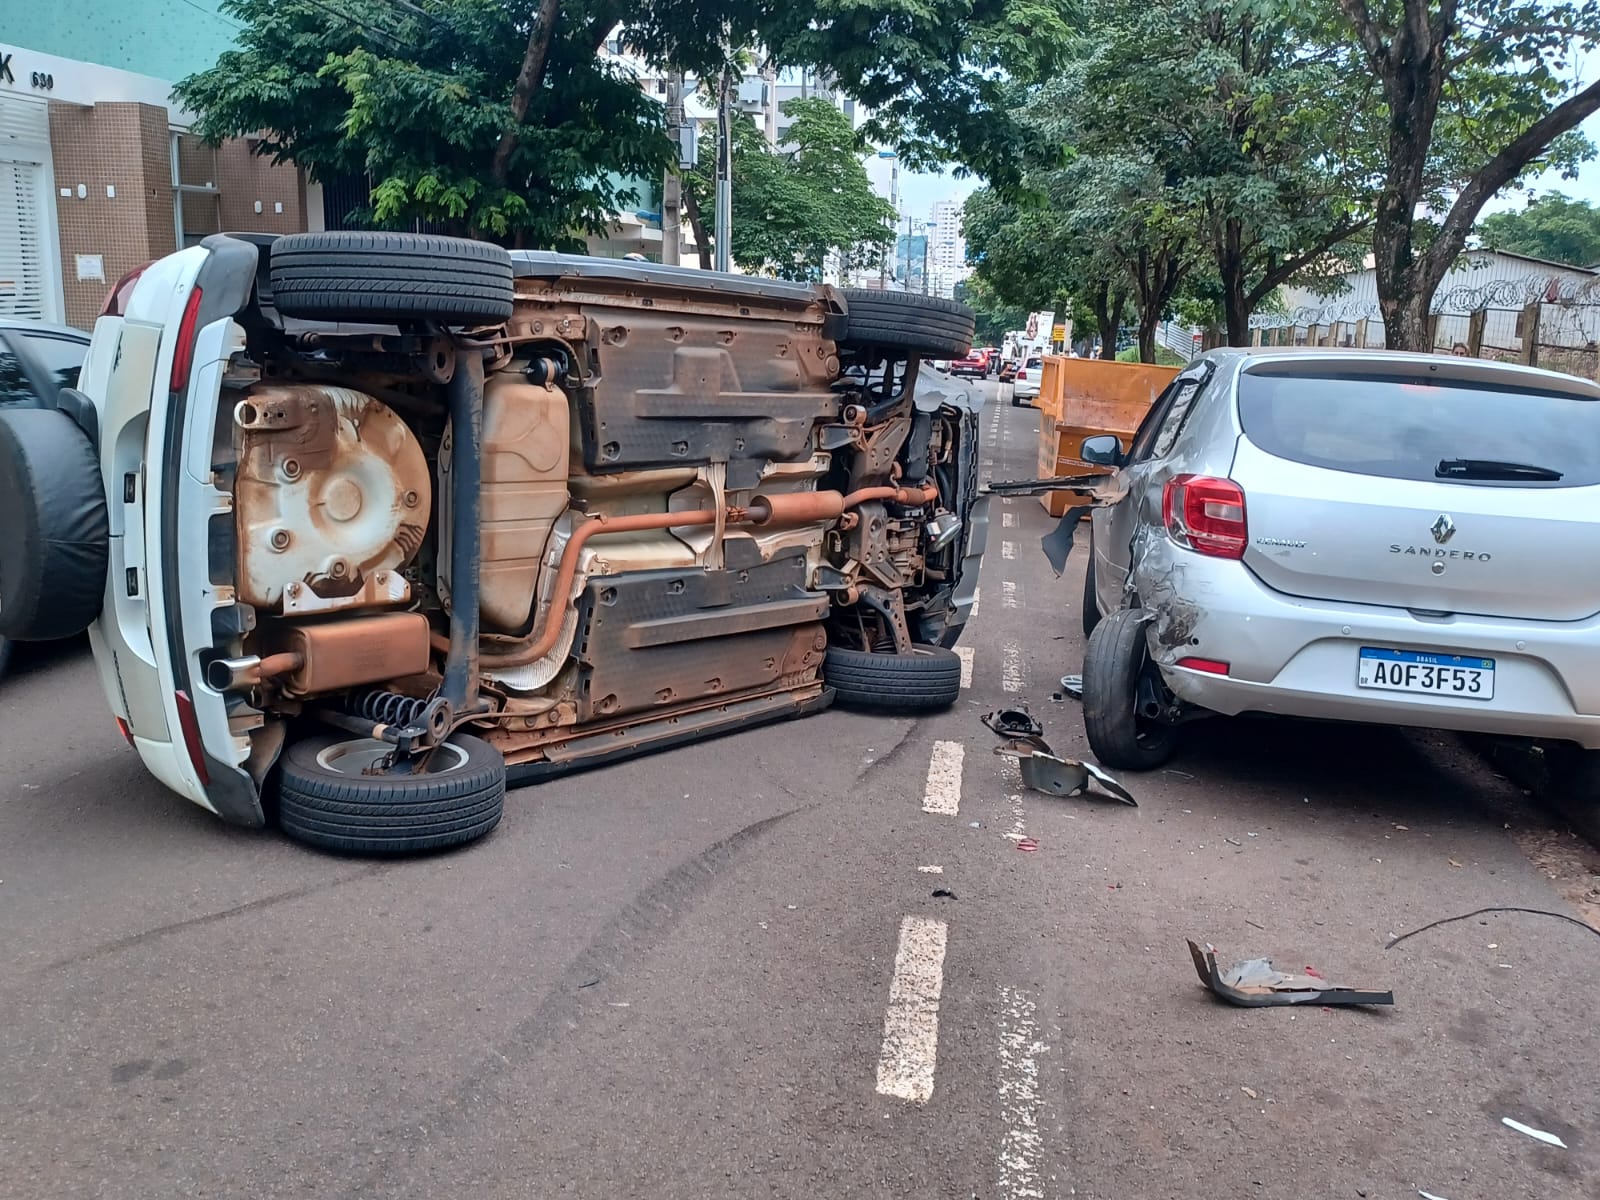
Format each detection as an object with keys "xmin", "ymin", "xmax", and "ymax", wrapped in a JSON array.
[
  {"xmin": 1162, "ymin": 475, "xmax": 1247, "ymax": 559},
  {"xmin": 169, "ymin": 285, "xmax": 204, "ymax": 393}
]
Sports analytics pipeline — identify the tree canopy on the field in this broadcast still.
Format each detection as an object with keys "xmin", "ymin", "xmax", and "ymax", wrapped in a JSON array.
[
  {"xmin": 1478, "ymin": 192, "xmax": 1600, "ymax": 269},
  {"xmin": 681, "ymin": 99, "xmax": 896, "ymax": 278},
  {"xmin": 176, "ymin": 0, "xmax": 1076, "ymax": 250}
]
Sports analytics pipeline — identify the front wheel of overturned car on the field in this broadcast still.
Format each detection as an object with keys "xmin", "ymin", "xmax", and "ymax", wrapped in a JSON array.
[
  {"xmin": 1082, "ymin": 608, "xmax": 1177, "ymax": 770},
  {"xmin": 276, "ymin": 734, "xmax": 506, "ymax": 856},
  {"xmin": 824, "ymin": 644, "xmax": 963, "ymax": 712},
  {"xmin": 838, "ymin": 289, "xmax": 977, "ymax": 361}
]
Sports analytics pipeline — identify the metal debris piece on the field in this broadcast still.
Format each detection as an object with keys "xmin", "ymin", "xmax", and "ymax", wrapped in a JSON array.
[
  {"xmin": 1187, "ymin": 940, "xmax": 1395, "ymax": 1008},
  {"xmin": 1501, "ymin": 1117, "xmax": 1566, "ymax": 1148},
  {"xmin": 1040, "ymin": 508, "xmax": 1087, "ymax": 577},
  {"xmin": 992, "ymin": 738, "xmax": 1137, "ymax": 805},
  {"xmin": 982, "ymin": 707, "xmax": 1044, "ymax": 738},
  {"xmin": 1059, "ymin": 674, "xmax": 1083, "ymax": 700}
]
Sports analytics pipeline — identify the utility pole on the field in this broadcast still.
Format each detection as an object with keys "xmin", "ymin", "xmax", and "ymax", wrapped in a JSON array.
[
  {"xmin": 661, "ymin": 72, "xmax": 685, "ymax": 266},
  {"xmin": 714, "ymin": 65, "xmax": 733, "ymax": 273},
  {"xmin": 762, "ymin": 59, "xmax": 777, "ymax": 146}
]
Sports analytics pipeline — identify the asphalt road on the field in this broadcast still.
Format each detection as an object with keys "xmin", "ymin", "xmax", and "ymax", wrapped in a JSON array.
[{"xmin": 3, "ymin": 381, "xmax": 1598, "ymax": 1200}]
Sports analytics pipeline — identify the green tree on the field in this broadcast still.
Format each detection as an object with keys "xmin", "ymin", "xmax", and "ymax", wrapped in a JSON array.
[
  {"xmin": 682, "ymin": 99, "xmax": 896, "ymax": 278},
  {"xmin": 176, "ymin": 0, "xmax": 671, "ymax": 248},
  {"xmin": 1064, "ymin": 0, "xmax": 1374, "ymax": 346},
  {"xmin": 1330, "ymin": 0, "xmax": 1600, "ymax": 349},
  {"xmin": 1478, "ymin": 192, "xmax": 1600, "ymax": 267},
  {"xmin": 953, "ymin": 276, "xmax": 1030, "ymax": 347},
  {"xmin": 176, "ymin": 0, "xmax": 1078, "ymax": 251}
]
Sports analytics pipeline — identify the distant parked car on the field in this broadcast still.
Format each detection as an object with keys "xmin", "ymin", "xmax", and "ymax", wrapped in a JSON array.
[
  {"xmin": 1080, "ymin": 348, "xmax": 1600, "ymax": 797},
  {"xmin": 1011, "ymin": 355, "xmax": 1045, "ymax": 405},
  {"xmin": 949, "ymin": 348, "xmax": 992, "ymax": 379},
  {"xmin": 0, "ymin": 319, "xmax": 91, "ymax": 680}
]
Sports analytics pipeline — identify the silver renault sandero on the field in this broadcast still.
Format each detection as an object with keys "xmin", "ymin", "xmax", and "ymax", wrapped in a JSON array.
[{"xmin": 1078, "ymin": 348, "xmax": 1600, "ymax": 787}]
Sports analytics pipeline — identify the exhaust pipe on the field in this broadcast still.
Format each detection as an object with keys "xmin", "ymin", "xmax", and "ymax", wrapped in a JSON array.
[{"xmin": 205, "ymin": 652, "xmax": 304, "ymax": 692}]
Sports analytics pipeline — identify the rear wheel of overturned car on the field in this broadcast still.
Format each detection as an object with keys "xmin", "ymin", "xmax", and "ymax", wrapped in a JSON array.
[
  {"xmin": 1082, "ymin": 608, "xmax": 1177, "ymax": 770},
  {"xmin": 838, "ymin": 289, "xmax": 977, "ymax": 361},
  {"xmin": 0, "ymin": 408, "xmax": 109, "ymax": 644},
  {"xmin": 276, "ymin": 733, "xmax": 507, "ymax": 856},
  {"xmin": 268, "ymin": 231, "xmax": 515, "ymax": 326},
  {"xmin": 823, "ymin": 644, "xmax": 963, "ymax": 711}
]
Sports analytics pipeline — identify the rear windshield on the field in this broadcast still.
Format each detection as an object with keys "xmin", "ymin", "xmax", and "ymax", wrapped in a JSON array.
[{"xmin": 1238, "ymin": 367, "xmax": 1600, "ymax": 488}]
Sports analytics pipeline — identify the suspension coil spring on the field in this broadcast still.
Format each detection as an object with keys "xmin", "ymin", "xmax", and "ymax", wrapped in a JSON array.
[{"xmin": 347, "ymin": 689, "xmax": 431, "ymax": 727}]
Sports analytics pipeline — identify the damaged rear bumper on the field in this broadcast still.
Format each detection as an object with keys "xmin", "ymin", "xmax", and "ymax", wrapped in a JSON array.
[{"xmin": 1138, "ymin": 552, "xmax": 1600, "ymax": 749}]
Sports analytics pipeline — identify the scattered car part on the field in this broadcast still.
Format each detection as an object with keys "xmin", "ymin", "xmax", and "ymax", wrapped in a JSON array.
[
  {"xmin": 1500, "ymin": 1117, "xmax": 1567, "ymax": 1148},
  {"xmin": 993, "ymin": 737, "xmax": 1137, "ymax": 805},
  {"xmin": 982, "ymin": 707, "xmax": 1044, "ymax": 738},
  {"xmin": 1060, "ymin": 674, "xmax": 1084, "ymax": 700},
  {"xmin": 1187, "ymin": 940, "xmax": 1395, "ymax": 1007},
  {"xmin": 1384, "ymin": 905, "xmax": 1600, "ymax": 949}
]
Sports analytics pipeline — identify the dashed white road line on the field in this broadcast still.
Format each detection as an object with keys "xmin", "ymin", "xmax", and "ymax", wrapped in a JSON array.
[
  {"xmin": 1001, "ymin": 640, "xmax": 1024, "ymax": 693},
  {"xmin": 1003, "ymin": 511, "xmax": 1017, "ymax": 528},
  {"xmin": 875, "ymin": 916, "xmax": 950, "ymax": 1104},
  {"xmin": 956, "ymin": 646, "xmax": 974, "ymax": 688},
  {"xmin": 1002, "ymin": 581, "xmax": 1019, "ymax": 608},
  {"xmin": 1001, "ymin": 541, "xmax": 1016, "ymax": 560},
  {"xmin": 921, "ymin": 740, "xmax": 966, "ymax": 816},
  {"xmin": 917, "ymin": 864, "xmax": 944, "ymax": 874},
  {"xmin": 997, "ymin": 756, "xmax": 1028, "ymax": 842},
  {"xmin": 995, "ymin": 986, "xmax": 1047, "ymax": 1199},
  {"xmin": 971, "ymin": 587, "xmax": 981, "ymax": 617}
]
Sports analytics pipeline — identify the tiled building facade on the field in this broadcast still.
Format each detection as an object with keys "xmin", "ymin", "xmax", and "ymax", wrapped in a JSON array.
[{"xmin": 2, "ymin": 11, "xmax": 311, "ymax": 330}]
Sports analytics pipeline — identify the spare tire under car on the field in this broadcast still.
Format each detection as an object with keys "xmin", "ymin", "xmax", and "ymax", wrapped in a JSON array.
[{"xmin": 0, "ymin": 408, "xmax": 109, "ymax": 643}]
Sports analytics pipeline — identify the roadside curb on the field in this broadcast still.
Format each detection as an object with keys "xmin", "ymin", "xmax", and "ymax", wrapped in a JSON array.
[{"xmin": 1474, "ymin": 737, "xmax": 1600, "ymax": 850}]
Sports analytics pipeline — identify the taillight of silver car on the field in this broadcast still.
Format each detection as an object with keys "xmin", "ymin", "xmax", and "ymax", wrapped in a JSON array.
[{"xmin": 1162, "ymin": 475, "xmax": 1247, "ymax": 558}]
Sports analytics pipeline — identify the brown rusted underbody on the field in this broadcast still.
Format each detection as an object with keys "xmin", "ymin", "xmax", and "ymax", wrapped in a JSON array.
[{"xmin": 219, "ymin": 256, "xmax": 966, "ymax": 781}]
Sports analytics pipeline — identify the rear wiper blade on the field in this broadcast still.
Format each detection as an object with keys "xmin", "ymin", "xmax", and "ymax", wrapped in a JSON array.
[{"xmin": 1435, "ymin": 458, "xmax": 1563, "ymax": 481}]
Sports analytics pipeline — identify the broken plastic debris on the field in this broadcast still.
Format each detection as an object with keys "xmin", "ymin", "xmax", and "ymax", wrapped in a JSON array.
[
  {"xmin": 1015, "ymin": 837, "xmax": 1039, "ymax": 852},
  {"xmin": 1059, "ymin": 673, "xmax": 1083, "ymax": 700},
  {"xmin": 991, "ymin": 737, "xmax": 1136, "ymax": 805},
  {"xmin": 1187, "ymin": 940, "xmax": 1395, "ymax": 1008},
  {"xmin": 1418, "ymin": 1191, "xmax": 1452, "ymax": 1200},
  {"xmin": 1501, "ymin": 1117, "xmax": 1566, "ymax": 1148},
  {"xmin": 932, "ymin": 888, "xmax": 958, "ymax": 900},
  {"xmin": 982, "ymin": 707, "xmax": 1044, "ymax": 738}
]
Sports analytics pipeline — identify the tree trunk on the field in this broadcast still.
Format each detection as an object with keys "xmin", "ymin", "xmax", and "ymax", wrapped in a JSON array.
[
  {"xmin": 681, "ymin": 183, "xmax": 714, "ymax": 270},
  {"xmin": 1219, "ymin": 217, "xmax": 1251, "ymax": 346},
  {"xmin": 1138, "ymin": 312, "xmax": 1158, "ymax": 364},
  {"xmin": 1090, "ymin": 283, "xmax": 1120, "ymax": 360},
  {"xmin": 491, "ymin": 0, "xmax": 563, "ymax": 188}
]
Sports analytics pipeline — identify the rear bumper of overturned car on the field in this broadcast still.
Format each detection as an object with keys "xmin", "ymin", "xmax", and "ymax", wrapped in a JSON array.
[{"xmin": 1138, "ymin": 552, "xmax": 1600, "ymax": 750}]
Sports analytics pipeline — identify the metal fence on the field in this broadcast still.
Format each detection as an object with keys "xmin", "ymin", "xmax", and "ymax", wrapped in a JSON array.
[{"xmin": 1250, "ymin": 275, "xmax": 1600, "ymax": 379}]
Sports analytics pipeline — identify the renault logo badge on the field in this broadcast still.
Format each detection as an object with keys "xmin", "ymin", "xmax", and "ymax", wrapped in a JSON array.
[{"xmin": 1431, "ymin": 514, "xmax": 1456, "ymax": 545}]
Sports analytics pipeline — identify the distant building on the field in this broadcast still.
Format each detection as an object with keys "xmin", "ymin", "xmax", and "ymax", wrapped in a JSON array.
[
  {"xmin": 3, "ymin": 3, "xmax": 310, "ymax": 329},
  {"xmin": 926, "ymin": 200, "xmax": 967, "ymax": 298}
]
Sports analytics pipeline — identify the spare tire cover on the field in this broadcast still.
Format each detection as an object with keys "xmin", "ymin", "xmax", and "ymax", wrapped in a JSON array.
[{"xmin": 0, "ymin": 408, "xmax": 109, "ymax": 641}]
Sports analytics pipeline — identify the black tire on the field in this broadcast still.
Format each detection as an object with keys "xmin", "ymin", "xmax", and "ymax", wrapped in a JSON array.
[
  {"xmin": 824, "ymin": 644, "xmax": 962, "ymax": 711},
  {"xmin": 839, "ymin": 289, "xmax": 976, "ymax": 359},
  {"xmin": 1082, "ymin": 608, "xmax": 1177, "ymax": 770},
  {"xmin": 0, "ymin": 637, "xmax": 11, "ymax": 680},
  {"xmin": 0, "ymin": 408, "xmax": 108, "ymax": 641},
  {"xmin": 277, "ymin": 733, "xmax": 506, "ymax": 856},
  {"xmin": 1081, "ymin": 534, "xmax": 1101, "ymax": 638},
  {"xmin": 269, "ymin": 231, "xmax": 514, "ymax": 326}
]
